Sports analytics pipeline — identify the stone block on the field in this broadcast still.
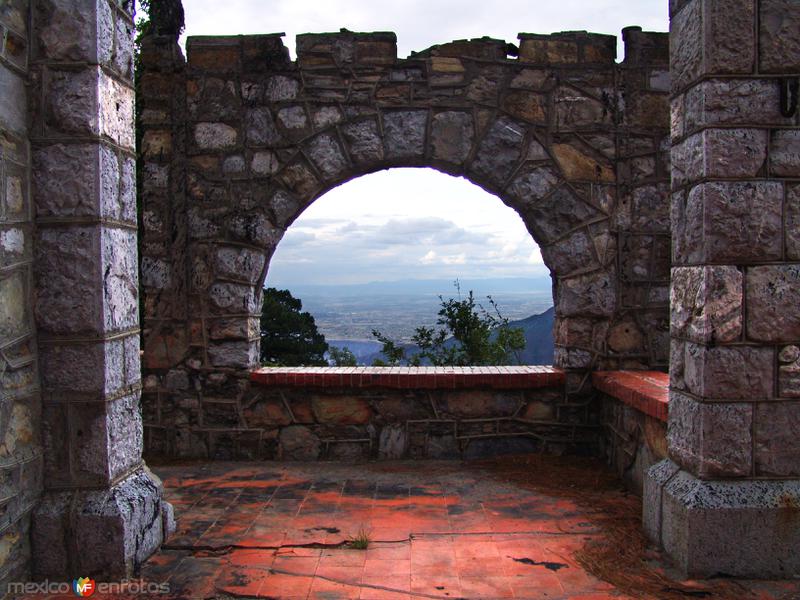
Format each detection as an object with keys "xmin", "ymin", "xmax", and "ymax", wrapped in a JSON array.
[
  {"xmin": 643, "ymin": 459, "xmax": 680, "ymax": 544},
  {"xmin": 242, "ymin": 397, "xmax": 293, "ymax": 427},
  {"xmin": 506, "ymin": 165, "xmax": 560, "ymax": 205},
  {"xmin": 0, "ymin": 63, "xmax": 27, "ymax": 136},
  {"xmin": 552, "ymin": 143, "xmax": 614, "ymax": 182},
  {"xmin": 667, "ymin": 391, "xmax": 752, "ymax": 478},
  {"xmin": 671, "ymin": 129, "xmax": 767, "ymax": 188},
  {"xmin": 659, "ymin": 469, "xmax": 800, "ymax": 577},
  {"xmin": 683, "ymin": 342, "xmax": 773, "ymax": 400},
  {"xmin": 779, "ymin": 345, "xmax": 800, "ymax": 397},
  {"xmin": 470, "ymin": 117, "xmax": 526, "ymax": 186},
  {"xmin": 770, "ymin": 130, "xmax": 800, "ymax": 177},
  {"xmin": 755, "ymin": 402, "xmax": 800, "ymax": 477},
  {"xmin": 760, "ymin": 0, "xmax": 800, "ymax": 72},
  {"xmin": 439, "ymin": 391, "xmax": 519, "ymax": 419},
  {"xmin": 307, "ymin": 133, "xmax": 348, "ymax": 180},
  {"xmin": 279, "ymin": 426, "xmax": 321, "ymax": 460},
  {"xmin": 113, "ymin": 10, "xmax": 135, "ymax": 80},
  {"xmin": 670, "ymin": 266, "xmax": 742, "ymax": 343},
  {"xmin": 342, "ymin": 119, "xmax": 384, "ymax": 164},
  {"xmin": 541, "ymin": 230, "xmax": 598, "ymax": 276},
  {"xmin": 684, "ymin": 79, "xmax": 793, "ymax": 130},
  {"xmin": 251, "ymin": 151, "xmax": 279, "ymax": 175},
  {"xmin": 99, "ymin": 74, "xmax": 135, "ymax": 149},
  {"xmin": 0, "ymin": 270, "xmax": 28, "ymax": 340},
  {"xmin": 669, "ymin": 0, "xmax": 702, "ymax": 92},
  {"xmin": 312, "ymin": 396, "xmax": 372, "ymax": 425},
  {"xmin": 43, "ymin": 67, "xmax": 102, "ymax": 137},
  {"xmin": 194, "ymin": 122, "xmax": 238, "ymax": 150},
  {"xmin": 430, "ymin": 111, "xmax": 473, "ymax": 165},
  {"xmin": 787, "ymin": 186, "xmax": 800, "ymax": 260},
  {"xmin": 518, "ymin": 38, "xmax": 578, "ymax": 64},
  {"xmin": 265, "ymin": 75, "xmax": 300, "ymax": 101},
  {"xmin": 746, "ymin": 265, "xmax": 800, "ymax": 343},
  {"xmin": 703, "ymin": 0, "xmax": 756, "ymax": 75},
  {"xmin": 213, "ymin": 246, "xmax": 266, "ymax": 283},
  {"xmin": 503, "ymin": 90, "xmax": 546, "ymax": 124},
  {"xmin": 0, "ymin": 227, "xmax": 26, "ymax": 263},
  {"xmin": 34, "ymin": 0, "xmax": 110, "ymax": 63},
  {"xmin": 71, "ymin": 470, "xmax": 166, "ymax": 577},
  {"xmin": 101, "ymin": 227, "xmax": 139, "ymax": 332},
  {"xmin": 678, "ymin": 182, "xmax": 782, "ymax": 263},
  {"xmin": 208, "ymin": 282, "xmax": 258, "ymax": 313},
  {"xmin": 382, "ymin": 110, "xmax": 426, "ymax": 160},
  {"xmin": 207, "ymin": 340, "xmax": 259, "ymax": 369},
  {"xmin": 35, "ymin": 226, "xmax": 103, "ymax": 335},
  {"xmin": 556, "ymin": 270, "xmax": 616, "ymax": 318},
  {"xmin": 40, "ymin": 334, "xmax": 138, "ymax": 397}
]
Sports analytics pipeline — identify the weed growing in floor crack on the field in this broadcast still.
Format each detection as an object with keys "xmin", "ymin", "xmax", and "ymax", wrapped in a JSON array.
[{"xmin": 348, "ymin": 526, "xmax": 371, "ymax": 549}]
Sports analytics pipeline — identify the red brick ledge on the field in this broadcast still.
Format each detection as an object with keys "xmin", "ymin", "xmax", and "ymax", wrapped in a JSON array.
[
  {"xmin": 592, "ymin": 370, "xmax": 669, "ymax": 423},
  {"xmin": 250, "ymin": 365, "xmax": 565, "ymax": 389}
]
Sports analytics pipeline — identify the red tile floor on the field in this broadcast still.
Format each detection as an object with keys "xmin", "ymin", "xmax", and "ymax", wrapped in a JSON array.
[{"xmin": 22, "ymin": 456, "xmax": 800, "ymax": 599}]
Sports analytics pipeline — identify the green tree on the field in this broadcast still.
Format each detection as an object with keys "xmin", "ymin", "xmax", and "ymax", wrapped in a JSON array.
[
  {"xmin": 329, "ymin": 345, "xmax": 358, "ymax": 366},
  {"xmin": 260, "ymin": 288, "xmax": 328, "ymax": 366},
  {"xmin": 372, "ymin": 282, "xmax": 525, "ymax": 366}
]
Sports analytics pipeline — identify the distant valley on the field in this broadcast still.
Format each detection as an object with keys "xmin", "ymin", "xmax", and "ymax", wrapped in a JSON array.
[{"xmin": 278, "ymin": 277, "xmax": 555, "ymax": 365}]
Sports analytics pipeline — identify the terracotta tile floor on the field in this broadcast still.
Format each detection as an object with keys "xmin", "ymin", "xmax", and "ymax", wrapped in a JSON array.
[{"xmin": 21, "ymin": 457, "xmax": 800, "ymax": 599}]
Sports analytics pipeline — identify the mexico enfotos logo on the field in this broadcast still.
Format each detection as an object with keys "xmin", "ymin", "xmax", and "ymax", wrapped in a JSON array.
[{"xmin": 7, "ymin": 578, "xmax": 170, "ymax": 596}]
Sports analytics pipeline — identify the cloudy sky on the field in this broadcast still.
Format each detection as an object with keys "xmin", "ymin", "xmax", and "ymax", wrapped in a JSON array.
[{"xmin": 180, "ymin": 0, "xmax": 668, "ymax": 287}]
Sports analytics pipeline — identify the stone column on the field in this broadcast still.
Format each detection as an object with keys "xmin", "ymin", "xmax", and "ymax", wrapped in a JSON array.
[
  {"xmin": 0, "ymin": 0, "xmax": 44, "ymax": 586},
  {"xmin": 29, "ymin": 0, "xmax": 172, "ymax": 578},
  {"xmin": 645, "ymin": 0, "xmax": 800, "ymax": 577}
]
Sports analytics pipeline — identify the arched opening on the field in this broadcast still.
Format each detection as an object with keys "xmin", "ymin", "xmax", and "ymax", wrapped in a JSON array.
[{"xmin": 264, "ymin": 167, "xmax": 555, "ymax": 366}]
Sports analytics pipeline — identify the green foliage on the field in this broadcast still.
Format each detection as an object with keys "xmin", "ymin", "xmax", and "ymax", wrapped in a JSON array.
[
  {"xmin": 260, "ymin": 288, "xmax": 328, "ymax": 366},
  {"xmin": 372, "ymin": 281, "xmax": 525, "ymax": 366},
  {"xmin": 329, "ymin": 345, "xmax": 358, "ymax": 367},
  {"xmin": 348, "ymin": 525, "xmax": 371, "ymax": 550}
]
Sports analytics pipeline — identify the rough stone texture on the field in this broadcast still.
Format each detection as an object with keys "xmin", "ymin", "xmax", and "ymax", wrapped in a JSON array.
[
  {"xmin": 770, "ymin": 130, "xmax": 800, "ymax": 177},
  {"xmin": 754, "ymin": 402, "xmax": 800, "ymax": 477},
  {"xmin": 670, "ymin": 266, "xmax": 742, "ymax": 343},
  {"xmin": 643, "ymin": 459, "xmax": 680, "ymax": 545},
  {"xmin": 658, "ymin": 466, "xmax": 800, "ymax": 577},
  {"xmin": 25, "ymin": 1, "xmax": 170, "ymax": 583},
  {"xmin": 746, "ymin": 266, "xmax": 800, "ymax": 343},
  {"xmin": 675, "ymin": 182, "xmax": 782, "ymax": 263},
  {"xmin": 759, "ymin": 0, "xmax": 800, "ymax": 73},
  {"xmin": 602, "ymin": 393, "xmax": 668, "ymax": 495},
  {"xmin": 682, "ymin": 342, "xmax": 772, "ymax": 400},
  {"xmin": 653, "ymin": 0, "xmax": 800, "ymax": 577},
  {"xmin": 0, "ymin": 0, "xmax": 43, "ymax": 587},
  {"xmin": 667, "ymin": 391, "xmax": 753, "ymax": 477},
  {"xmin": 147, "ymin": 380, "xmax": 576, "ymax": 460}
]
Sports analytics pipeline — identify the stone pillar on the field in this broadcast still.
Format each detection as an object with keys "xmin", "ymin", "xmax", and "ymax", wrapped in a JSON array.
[
  {"xmin": 0, "ymin": 0, "xmax": 44, "ymax": 587},
  {"xmin": 29, "ymin": 0, "xmax": 172, "ymax": 579},
  {"xmin": 645, "ymin": 0, "xmax": 800, "ymax": 577}
]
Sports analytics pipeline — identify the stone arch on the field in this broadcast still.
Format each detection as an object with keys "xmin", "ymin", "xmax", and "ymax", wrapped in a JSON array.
[
  {"xmin": 252, "ymin": 108, "xmax": 619, "ymax": 366},
  {"xmin": 138, "ymin": 27, "xmax": 671, "ymax": 457}
]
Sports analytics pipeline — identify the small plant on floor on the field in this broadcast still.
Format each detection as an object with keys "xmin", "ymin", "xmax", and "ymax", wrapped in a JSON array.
[{"xmin": 348, "ymin": 526, "xmax": 371, "ymax": 550}]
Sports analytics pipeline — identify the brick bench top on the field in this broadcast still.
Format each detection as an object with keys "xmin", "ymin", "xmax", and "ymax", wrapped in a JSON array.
[
  {"xmin": 592, "ymin": 370, "xmax": 669, "ymax": 423},
  {"xmin": 250, "ymin": 365, "xmax": 565, "ymax": 389}
]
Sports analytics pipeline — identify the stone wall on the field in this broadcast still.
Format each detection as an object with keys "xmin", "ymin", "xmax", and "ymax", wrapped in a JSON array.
[
  {"xmin": 645, "ymin": 0, "xmax": 800, "ymax": 578},
  {"xmin": 0, "ymin": 0, "xmax": 43, "ymax": 585},
  {"xmin": 138, "ymin": 27, "xmax": 672, "ymax": 459},
  {"xmin": 146, "ymin": 366, "xmax": 591, "ymax": 460}
]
